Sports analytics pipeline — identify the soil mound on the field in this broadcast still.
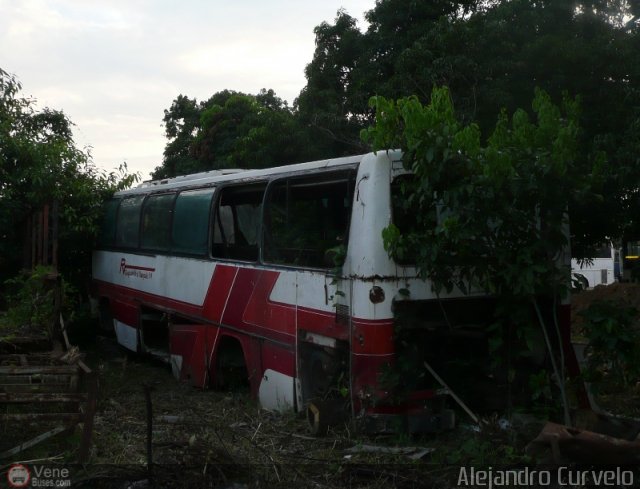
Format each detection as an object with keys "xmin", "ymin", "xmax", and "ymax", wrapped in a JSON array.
[{"xmin": 571, "ymin": 282, "xmax": 640, "ymax": 334}]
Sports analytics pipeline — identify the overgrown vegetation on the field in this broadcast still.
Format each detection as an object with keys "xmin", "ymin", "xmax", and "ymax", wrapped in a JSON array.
[
  {"xmin": 19, "ymin": 338, "xmax": 535, "ymax": 487},
  {"xmin": 2, "ymin": 265, "xmax": 75, "ymax": 340},
  {"xmin": 2, "ymin": 1, "xmax": 640, "ymax": 465},
  {"xmin": 580, "ymin": 300, "xmax": 640, "ymax": 389},
  {"xmin": 363, "ymin": 86, "xmax": 583, "ymax": 422},
  {"xmin": 0, "ymin": 68, "xmax": 136, "ymax": 315},
  {"xmin": 153, "ymin": 0, "xmax": 640, "ymax": 261}
]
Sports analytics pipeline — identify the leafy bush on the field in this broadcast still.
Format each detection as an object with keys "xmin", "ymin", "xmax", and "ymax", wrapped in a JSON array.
[
  {"xmin": 0, "ymin": 69, "xmax": 137, "ymax": 302},
  {"xmin": 3, "ymin": 265, "xmax": 76, "ymax": 340},
  {"xmin": 580, "ymin": 300, "xmax": 640, "ymax": 388},
  {"xmin": 363, "ymin": 86, "xmax": 584, "ymax": 422}
]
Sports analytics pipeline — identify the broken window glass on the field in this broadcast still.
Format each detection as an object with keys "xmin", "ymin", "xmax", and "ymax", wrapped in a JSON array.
[
  {"xmin": 212, "ymin": 183, "xmax": 266, "ymax": 261},
  {"xmin": 263, "ymin": 171, "xmax": 355, "ymax": 269}
]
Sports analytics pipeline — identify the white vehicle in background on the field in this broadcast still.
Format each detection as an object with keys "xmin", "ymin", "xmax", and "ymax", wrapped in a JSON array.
[{"xmin": 571, "ymin": 243, "xmax": 619, "ymax": 288}]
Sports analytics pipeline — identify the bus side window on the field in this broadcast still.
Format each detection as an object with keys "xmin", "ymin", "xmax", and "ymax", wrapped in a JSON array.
[
  {"xmin": 263, "ymin": 171, "xmax": 355, "ymax": 268},
  {"xmin": 98, "ymin": 198, "xmax": 121, "ymax": 248},
  {"xmin": 171, "ymin": 188, "xmax": 215, "ymax": 255},
  {"xmin": 115, "ymin": 195, "xmax": 145, "ymax": 249},
  {"xmin": 141, "ymin": 193, "xmax": 175, "ymax": 252},
  {"xmin": 212, "ymin": 184, "xmax": 265, "ymax": 262}
]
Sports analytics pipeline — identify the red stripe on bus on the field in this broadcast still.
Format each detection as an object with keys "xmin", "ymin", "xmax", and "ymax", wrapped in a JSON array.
[
  {"xmin": 297, "ymin": 306, "xmax": 349, "ymax": 341},
  {"xmin": 202, "ymin": 264, "xmax": 238, "ymax": 323},
  {"xmin": 221, "ymin": 268, "xmax": 263, "ymax": 327},
  {"xmin": 124, "ymin": 264, "xmax": 156, "ymax": 272},
  {"xmin": 243, "ymin": 270, "xmax": 296, "ymax": 336}
]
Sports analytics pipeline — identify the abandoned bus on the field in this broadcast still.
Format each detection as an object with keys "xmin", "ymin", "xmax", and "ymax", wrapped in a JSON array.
[{"xmin": 92, "ymin": 151, "xmax": 577, "ymax": 432}]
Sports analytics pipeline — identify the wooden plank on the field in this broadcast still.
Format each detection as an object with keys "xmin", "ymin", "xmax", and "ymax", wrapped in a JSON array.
[
  {"xmin": 78, "ymin": 373, "xmax": 98, "ymax": 464},
  {"xmin": 0, "ymin": 393, "xmax": 86, "ymax": 403},
  {"xmin": 0, "ymin": 341, "xmax": 94, "ymax": 463},
  {"xmin": 0, "ymin": 426, "xmax": 68, "ymax": 460},
  {"xmin": 0, "ymin": 384, "xmax": 75, "ymax": 393},
  {"xmin": 0, "ymin": 376, "xmax": 78, "ymax": 392},
  {"xmin": 0, "ymin": 353, "xmax": 59, "ymax": 363},
  {"xmin": 31, "ymin": 212, "xmax": 36, "ymax": 269},
  {"xmin": 59, "ymin": 314, "xmax": 71, "ymax": 351},
  {"xmin": 52, "ymin": 200, "xmax": 59, "ymax": 269},
  {"xmin": 0, "ymin": 375, "xmax": 76, "ymax": 385},
  {"xmin": 43, "ymin": 204, "xmax": 49, "ymax": 266},
  {"xmin": 0, "ymin": 365, "xmax": 79, "ymax": 375},
  {"xmin": 37, "ymin": 209, "xmax": 43, "ymax": 266},
  {"xmin": 1, "ymin": 413, "xmax": 81, "ymax": 422},
  {"xmin": 77, "ymin": 360, "xmax": 92, "ymax": 374}
]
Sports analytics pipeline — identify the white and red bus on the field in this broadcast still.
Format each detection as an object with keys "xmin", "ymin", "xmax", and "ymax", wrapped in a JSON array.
[{"xmin": 92, "ymin": 151, "xmax": 580, "ymax": 431}]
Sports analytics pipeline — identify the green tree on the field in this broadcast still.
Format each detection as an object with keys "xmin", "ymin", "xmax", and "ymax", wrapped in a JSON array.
[
  {"xmin": 155, "ymin": 94, "xmax": 203, "ymax": 178},
  {"xmin": 295, "ymin": 10, "xmax": 370, "ymax": 156},
  {"xmin": 299, "ymin": 0, "xmax": 640, "ymax": 254},
  {"xmin": 295, "ymin": 3, "xmax": 481, "ymax": 157},
  {"xmin": 0, "ymin": 68, "xmax": 136, "ymax": 292},
  {"xmin": 363, "ymin": 86, "xmax": 585, "ymax": 422},
  {"xmin": 154, "ymin": 89, "xmax": 317, "ymax": 178}
]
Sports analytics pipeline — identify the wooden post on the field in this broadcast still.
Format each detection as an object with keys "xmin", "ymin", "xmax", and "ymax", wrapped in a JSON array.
[
  {"xmin": 31, "ymin": 213, "xmax": 37, "ymax": 270},
  {"xmin": 143, "ymin": 384, "xmax": 154, "ymax": 480},
  {"xmin": 42, "ymin": 204, "xmax": 49, "ymax": 266},
  {"xmin": 78, "ymin": 372, "xmax": 98, "ymax": 464},
  {"xmin": 51, "ymin": 201, "xmax": 59, "ymax": 270},
  {"xmin": 37, "ymin": 210, "xmax": 43, "ymax": 266}
]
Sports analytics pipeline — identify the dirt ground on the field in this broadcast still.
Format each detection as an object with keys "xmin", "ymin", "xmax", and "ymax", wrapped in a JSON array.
[
  {"xmin": 80, "ymin": 337, "xmax": 494, "ymax": 488},
  {"xmin": 571, "ymin": 282, "xmax": 640, "ymax": 418},
  {"xmin": 4, "ymin": 284, "xmax": 640, "ymax": 488},
  {"xmin": 571, "ymin": 282, "xmax": 640, "ymax": 331},
  {"xmin": 2, "ymin": 333, "xmax": 542, "ymax": 489}
]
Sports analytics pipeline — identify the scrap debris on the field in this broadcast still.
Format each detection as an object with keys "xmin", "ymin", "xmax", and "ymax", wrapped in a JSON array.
[{"xmin": 527, "ymin": 421, "xmax": 640, "ymax": 464}]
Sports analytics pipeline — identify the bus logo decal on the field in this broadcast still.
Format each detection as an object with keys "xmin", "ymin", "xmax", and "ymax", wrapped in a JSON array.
[{"xmin": 120, "ymin": 258, "xmax": 155, "ymax": 279}]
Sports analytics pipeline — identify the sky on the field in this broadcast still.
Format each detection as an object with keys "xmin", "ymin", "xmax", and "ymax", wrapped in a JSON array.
[{"xmin": 0, "ymin": 0, "xmax": 374, "ymax": 180}]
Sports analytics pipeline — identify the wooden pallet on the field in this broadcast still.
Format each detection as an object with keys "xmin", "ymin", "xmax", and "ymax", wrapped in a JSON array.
[{"xmin": 0, "ymin": 352, "xmax": 97, "ymax": 462}]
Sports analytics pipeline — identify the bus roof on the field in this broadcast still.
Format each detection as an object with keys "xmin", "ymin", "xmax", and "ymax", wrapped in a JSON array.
[{"xmin": 115, "ymin": 152, "xmax": 380, "ymax": 197}]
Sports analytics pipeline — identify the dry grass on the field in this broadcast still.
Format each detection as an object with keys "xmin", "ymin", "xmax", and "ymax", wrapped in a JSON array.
[{"xmin": 81, "ymin": 338, "xmax": 447, "ymax": 488}]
